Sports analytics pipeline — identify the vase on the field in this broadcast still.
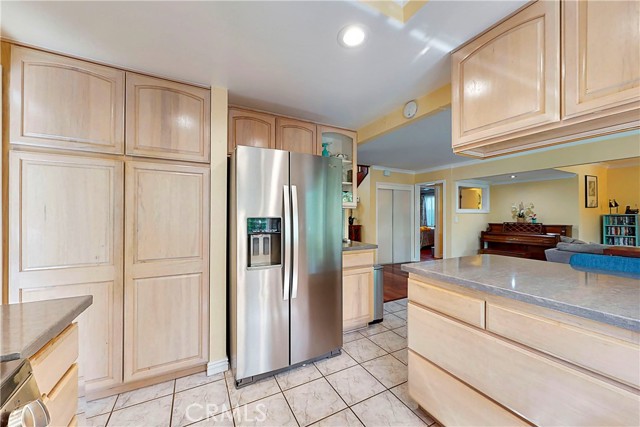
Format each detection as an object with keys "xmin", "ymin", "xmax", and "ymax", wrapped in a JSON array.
[{"xmin": 516, "ymin": 217, "xmax": 525, "ymax": 223}]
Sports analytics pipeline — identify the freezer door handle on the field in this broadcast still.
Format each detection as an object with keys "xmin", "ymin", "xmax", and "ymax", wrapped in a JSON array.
[
  {"xmin": 283, "ymin": 185, "xmax": 291, "ymax": 301},
  {"xmin": 291, "ymin": 185, "xmax": 300, "ymax": 299}
]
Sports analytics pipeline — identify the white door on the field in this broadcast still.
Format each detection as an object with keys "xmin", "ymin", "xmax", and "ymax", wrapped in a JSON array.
[
  {"xmin": 392, "ymin": 189, "xmax": 412, "ymax": 263},
  {"xmin": 377, "ymin": 187, "xmax": 413, "ymax": 264},
  {"xmin": 377, "ymin": 189, "xmax": 393, "ymax": 264}
]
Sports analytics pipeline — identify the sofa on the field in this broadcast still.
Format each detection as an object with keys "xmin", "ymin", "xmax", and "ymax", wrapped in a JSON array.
[
  {"xmin": 544, "ymin": 239, "xmax": 609, "ymax": 264},
  {"xmin": 545, "ymin": 236, "xmax": 640, "ymax": 276}
]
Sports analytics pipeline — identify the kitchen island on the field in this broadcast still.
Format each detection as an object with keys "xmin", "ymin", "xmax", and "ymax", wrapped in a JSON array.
[
  {"xmin": 402, "ymin": 255, "xmax": 639, "ymax": 426},
  {"xmin": 1, "ymin": 296, "xmax": 92, "ymax": 427}
]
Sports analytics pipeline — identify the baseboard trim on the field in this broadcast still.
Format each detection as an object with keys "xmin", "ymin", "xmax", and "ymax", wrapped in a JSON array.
[{"xmin": 207, "ymin": 358, "xmax": 229, "ymax": 376}]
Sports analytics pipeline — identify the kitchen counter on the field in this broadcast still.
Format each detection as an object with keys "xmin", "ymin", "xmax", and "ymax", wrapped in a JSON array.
[
  {"xmin": 402, "ymin": 255, "xmax": 640, "ymax": 332},
  {"xmin": 1, "ymin": 296, "xmax": 92, "ymax": 362},
  {"xmin": 342, "ymin": 240, "xmax": 378, "ymax": 251}
]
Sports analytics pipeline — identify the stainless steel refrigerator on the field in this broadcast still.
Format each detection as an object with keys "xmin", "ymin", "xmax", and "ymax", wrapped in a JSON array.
[{"xmin": 229, "ymin": 145, "xmax": 343, "ymax": 386}]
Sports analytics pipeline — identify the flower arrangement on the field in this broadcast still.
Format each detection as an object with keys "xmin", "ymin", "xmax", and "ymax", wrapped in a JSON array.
[{"xmin": 511, "ymin": 201, "xmax": 535, "ymax": 221}]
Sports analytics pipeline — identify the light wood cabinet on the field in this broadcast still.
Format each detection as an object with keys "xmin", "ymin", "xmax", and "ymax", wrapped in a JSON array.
[
  {"xmin": 563, "ymin": 0, "xmax": 640, "ymax": 119},
  {"xmin": 9, "ymin": 151, "xmax": 124, "ymax": 393},
  {"xmin": 7, "ymin": 44, "xmax": 124, "ymax": 154},
  {"xmin": 317, "ymin": 126, "xmax": 358, "ymax": 209},
  {"xmin": 451, "ymin": 0, "xmax": 640, "ymax": 158},
  {"xmin": 125, "ymin": 73, "xmax": 210, "ymax": 163},
  {"xmin": 275, "ymin": 117, "xmax": 316, "ymax": 154},
  {"xmin": 407, "ymin": 275, "xmax": 640, "ymax": 426},
  {"xmin": 124, "ymin": 161, "xmax": 210, "ymax": 382},
  {"xmin": 228, "ymin": 108, "xmax": 276, "ymax": 154},
  {"xmin": 452, "ymin": 0, "xmax": 560, "ymax": 147},
  {"xmin": 342, "ymin": 250, "xmax": 374, "ymax": 332}
]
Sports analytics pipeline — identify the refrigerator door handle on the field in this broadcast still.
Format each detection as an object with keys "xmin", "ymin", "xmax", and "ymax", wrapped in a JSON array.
[
  {"xmin": 283, "ymin": 185, "xmax": 291, "ymax": 301},
  {"xmin": 291, "ymin": 185, "xmax": 300, "ymax": 299}
]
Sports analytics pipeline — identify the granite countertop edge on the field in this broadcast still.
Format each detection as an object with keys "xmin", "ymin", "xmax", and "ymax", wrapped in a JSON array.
[
  {"xmin": 342, "ymin": 241, "xmax": 378, "ymax": 251},
  {"xmin": 1, "ymin": 296, "xmax": 93, "ymax": 362},
  {"xmin": 402, "ymin": 263, "xmax": 639, "ymax": 332}
]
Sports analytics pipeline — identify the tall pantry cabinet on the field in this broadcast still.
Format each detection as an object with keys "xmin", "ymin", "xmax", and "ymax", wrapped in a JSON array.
[{"xmin": 4, "ymin": 43, "xmax": 211, "ymax": 396}]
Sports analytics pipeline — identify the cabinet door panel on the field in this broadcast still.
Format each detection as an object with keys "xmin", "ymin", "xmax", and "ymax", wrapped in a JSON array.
[
  {"xmin": 9, "ymin": 45, "xmax": 124, "ymax": 154},
  {"xmin": 9, "ymin": 151, "xmax": 124, "ymax": 392},
  {"xmin": 228, "ymin": 108, "xmax": 276, "ymax": 154},
  {"xmin": 124, "ymin": 161, "xmax": 209, "ymax": 381},
  {"xmin": 21, "ymin": 282, "xmax": 121, "ymax": 391},
  {"xmin": 127, "ymin": 274, "xmax": 205, "ymax": 377},
  {"xmin": 564, "ymin": 0, "xmax": 640, "ymax": 118},
  {"xmin": 276, "ymin": 118, "xmax": 316, "ymax": 155},
  {"xmin": 452, "ymin": 1, "xmax": 560, "ymax": 146},
  {"xmin": 343, "ymin": 267, "xmax": 372, "ymax": 332},
  {"xmin": 126, "ymin": 73, "xmax": 210, "ymax": 162}
]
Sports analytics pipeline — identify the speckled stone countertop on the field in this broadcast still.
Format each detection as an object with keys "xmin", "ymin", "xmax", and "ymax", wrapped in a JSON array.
[
  {"xmin": 342, "ymin": 241, "xmax": 378, "ymax": 251},
  {"xmin": 1, "ymin": 296, "xmax": 92, "ymax": 362},
  {"xmin": 402, "ymin": 255, "xmax": 640, "ymax": 332}
]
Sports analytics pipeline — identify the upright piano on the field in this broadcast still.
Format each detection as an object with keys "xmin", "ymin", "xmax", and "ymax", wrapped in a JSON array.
[{"xmin": 479, "ymin": 222, "xmax": 573, "ymax": 260}]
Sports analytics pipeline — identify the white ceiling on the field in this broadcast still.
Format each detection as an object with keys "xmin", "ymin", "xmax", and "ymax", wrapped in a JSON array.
[
  {"xmin": 0, "ymin": 0, "xmax": 527, "ymax": 130},
  {"xmin": 358, "ymin": 108, "xmax": 470, "ymax": 171}
]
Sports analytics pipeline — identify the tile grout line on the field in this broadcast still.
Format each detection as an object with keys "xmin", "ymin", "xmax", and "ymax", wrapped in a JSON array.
[
  {"xmin": 168, "ymin": 380, "xmax": 176, "ymax": 427},
  {"xmin": 273, "ymin": 367, "xmax": 302, "ymax": 427}
]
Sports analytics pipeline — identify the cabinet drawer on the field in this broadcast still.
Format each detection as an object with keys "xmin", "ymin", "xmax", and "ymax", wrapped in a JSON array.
[
  {"xmin": 408, "ymin": 280, "xmax": 485, "ymax": 328},
  {"xmin": 408, "ymin": 350, "xmax": 529, "ymax": 426},
  {"xmin": 408, "ymin": 304, "xmax": 640, "ymax": 426},
  {"xmin": 486, "ymin": 303, "xmax": 640, "ymax": 389},
  {"xmin": 44, "ymin": 364, "xmax": 78, "ymax": 427},
  {"xmin": 30, "ymin": 323, "xmax": 79, "ymax": 396},
  {"xmin": 343, "ymin": 251, "xmax": 374, "ymax": 269}
]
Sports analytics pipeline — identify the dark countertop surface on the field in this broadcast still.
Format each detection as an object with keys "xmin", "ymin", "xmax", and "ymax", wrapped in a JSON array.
[
  {"xmin": 1, "ymin": 296, "xmax": 92, "ymax": 362},
  {"xmin": 402, "ymin": 255, "xmax": 640, "ymax": 332},
  {"xmin": 342, "ymin": 241, "xmax": 378, "ymax": 251}
]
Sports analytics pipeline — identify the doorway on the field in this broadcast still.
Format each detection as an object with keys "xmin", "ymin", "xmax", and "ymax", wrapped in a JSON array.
[
  {"xmin": 376, "ymin": 183, "xmax": 415, "ymax": 264},
  {"xmin": 415, "ymin": 181, "xmax": 445, "ymax": 260}
]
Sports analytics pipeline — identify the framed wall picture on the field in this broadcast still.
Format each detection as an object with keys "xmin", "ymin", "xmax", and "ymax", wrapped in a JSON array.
[{"xmin": 585, "ymin": 175, "xmax": 598, "ymax": 208}]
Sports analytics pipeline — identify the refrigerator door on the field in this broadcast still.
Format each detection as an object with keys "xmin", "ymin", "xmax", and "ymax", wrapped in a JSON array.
[
  {"xmin": 232, "ymin": 146, "xmax": 290, "ymax": 381},
  {"xmin": 289, "ymin": 153, "xmax": 343, "ymax": 365}
]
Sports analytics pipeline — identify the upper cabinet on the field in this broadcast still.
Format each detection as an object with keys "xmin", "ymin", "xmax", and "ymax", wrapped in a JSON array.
[
  {"xmin": 126, "ymin": 73, "xmax": 210, "ymax": 163},
  {"xmin": 276, "ymin": 117, "xmax": 316, "ymax": 155},
  {"xmin": 228, "ymin": 108, "xmax": 276, "ymax": 154},
  {"xmin": 451, "ymin": 0, "xmax": 640, "ymax": 157},
  {"xmin": 563, "ymin": 0, "xmax": 640, "ymax": 119},
  {"xmin": 317, "ymin": 126, "xmax": 358, "ymax": 209},
  {"xmin": 452, "ymin": 0, "xmax": 560, "ymax": 148},
  {"xmin": 8, "ymin": 45, "xmax": 125, "ymax": 154}
]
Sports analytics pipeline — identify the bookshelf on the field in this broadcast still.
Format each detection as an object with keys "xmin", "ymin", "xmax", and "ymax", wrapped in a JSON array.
[{"xmin": 602, "ymin": 214, "xmax": 639, "ymax": 246}]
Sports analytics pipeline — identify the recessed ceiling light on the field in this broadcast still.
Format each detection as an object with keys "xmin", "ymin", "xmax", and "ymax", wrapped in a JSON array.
[
  {"xmin": 510, "ymin": 175, "xmax": 517, "ymax": 179},
  {"xmin": 338, "ymin": 25, "xmax": 366, "ymax": 48}
]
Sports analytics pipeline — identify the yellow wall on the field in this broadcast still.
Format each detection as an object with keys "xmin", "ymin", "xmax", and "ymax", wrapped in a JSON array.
[
  {"xmin": 556, "ymin": 164, "xmax": 609, "ymax": 242},
  {"xmin": 460, "ymin": 187, "xmax": 483, "ymax": 210},
  {"xmin": 488, "ymin": 178, "xmax": 579, "ymax": 234},
  {"xmin": 209, "ymin": 87, "xmax": 228, "ymax": 370},
  {"xmin": 607, "ymin": 163, "xmax": 640, "ymax": 211}
]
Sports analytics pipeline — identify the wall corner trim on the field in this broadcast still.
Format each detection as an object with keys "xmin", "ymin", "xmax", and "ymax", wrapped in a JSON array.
[{"xmin": 207, "ymin": 358, "xmax": 229, "ymax": 377}]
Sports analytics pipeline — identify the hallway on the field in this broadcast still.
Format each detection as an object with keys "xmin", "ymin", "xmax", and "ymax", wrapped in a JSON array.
[{"xmin": 382, "ymin": 248, "xmax": 435, "ymax": 302}]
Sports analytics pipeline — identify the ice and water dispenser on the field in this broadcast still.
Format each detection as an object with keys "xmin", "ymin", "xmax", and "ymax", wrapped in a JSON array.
[{"xmin": 247, "ymin": 218, "xmax": 281, "ymax": 268}]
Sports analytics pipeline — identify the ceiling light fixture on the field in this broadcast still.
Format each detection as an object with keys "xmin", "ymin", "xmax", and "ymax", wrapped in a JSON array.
[{"xmin": 338, "ymin": 25, "xmax": 366, "ymax": 48}]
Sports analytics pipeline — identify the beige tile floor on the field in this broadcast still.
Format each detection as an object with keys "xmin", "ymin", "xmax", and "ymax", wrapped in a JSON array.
[{"xmin": 78, "ymin": 298, "xmax": 441, "ymax": 427}]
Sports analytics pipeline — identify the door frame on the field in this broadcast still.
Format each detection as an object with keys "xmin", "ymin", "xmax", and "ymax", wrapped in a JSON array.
[
  {"xmin": 415, "ymin": 180, "xmax": 447, "ymax": 260},
  {"xmin": 375, "ymin": 182, "xmax": 416, "ymax": 262}
]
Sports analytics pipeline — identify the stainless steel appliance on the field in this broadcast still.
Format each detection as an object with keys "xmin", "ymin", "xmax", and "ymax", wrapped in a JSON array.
[
  {"xmin": 1, "ymin": 360, "xmax": 50, "ymax": 427},
  {"xmin": 230, "ymin": 146, "xmax": 343, "ymax": 386}
]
